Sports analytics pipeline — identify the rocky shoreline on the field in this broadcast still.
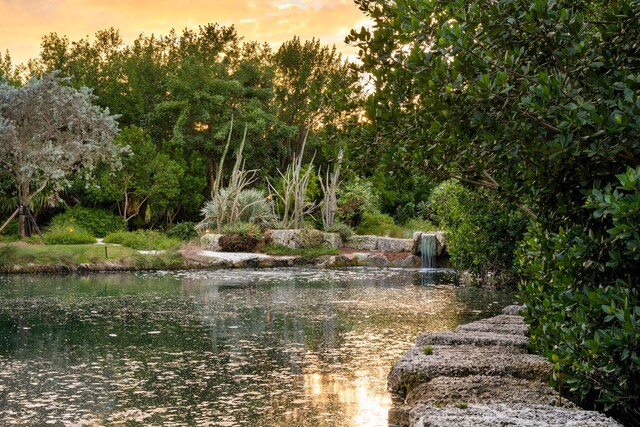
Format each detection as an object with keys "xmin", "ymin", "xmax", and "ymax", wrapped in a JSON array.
[
  {"xmin": 1, "ymin": 230, "xmax": 447, "ymax": 274},
  {"xmin": 0, "ymin": 248, "xmax": 426, "ymax": 274},
  {"xmin": 387, "ymin": 306, "xmax": 622, "ymax": 426}
]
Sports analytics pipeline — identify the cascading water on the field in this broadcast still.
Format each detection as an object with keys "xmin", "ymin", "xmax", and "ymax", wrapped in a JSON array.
[{"xmin": 420, "ymin": 233, "xmax": 437, "ymax": 269}]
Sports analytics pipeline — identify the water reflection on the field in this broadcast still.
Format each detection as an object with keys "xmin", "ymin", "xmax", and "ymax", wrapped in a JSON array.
[{"xmin": 0, "ymin": 268, "xmax": 516, "ymax": 426}]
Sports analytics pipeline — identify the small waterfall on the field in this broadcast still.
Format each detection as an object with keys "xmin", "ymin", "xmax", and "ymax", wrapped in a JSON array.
[{"xmin": 420, "ymin": 233, "xmax": 437, "ymax": 269}]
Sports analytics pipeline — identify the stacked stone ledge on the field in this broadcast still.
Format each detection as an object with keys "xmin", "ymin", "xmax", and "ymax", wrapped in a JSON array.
[{"xmin": 387, "ymin": 305, "xmax": 622, "ymax": 427}]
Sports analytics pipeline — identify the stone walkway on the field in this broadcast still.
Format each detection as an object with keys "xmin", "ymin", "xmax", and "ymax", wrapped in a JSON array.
[{"xmin": 387, "ymin": 306, "xmax": 622, "ymax": 427}]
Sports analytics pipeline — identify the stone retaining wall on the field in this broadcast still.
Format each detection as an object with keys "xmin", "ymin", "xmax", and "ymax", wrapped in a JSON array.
[{"xmin": 201, "ymin": 229, "xmax": 448, "ymax": 255}]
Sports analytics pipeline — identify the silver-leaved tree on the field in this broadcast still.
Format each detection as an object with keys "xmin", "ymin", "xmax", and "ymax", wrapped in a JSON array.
[{"xmin": 0, "ymin": 72, "xmax": 120, "ymax": 237}]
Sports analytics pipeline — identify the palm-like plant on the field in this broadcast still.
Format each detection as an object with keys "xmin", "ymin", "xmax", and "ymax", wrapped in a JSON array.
[{"xmin": 196, "ymin": 119, "xmax": 275, "ymax": 232}]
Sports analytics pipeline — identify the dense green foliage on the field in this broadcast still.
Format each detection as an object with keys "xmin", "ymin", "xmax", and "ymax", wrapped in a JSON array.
[
  {"xmin": 349, "ymin": 0, "xmax": 640, "ymax": 419},
  {"xmin": 519, "ymin": 168, "xmax": 640, "ymax": 417},
  {"xmin": 0, "ymin": 73, "xmax": 120, "ymax": 237},
  {"xmin": 103, "ymin": 230, "xmax": 180, "ymax": 250},
  {"xmin": 348, "ymin": 0, "xmax": 640, "ymax": 220},
  {"xmin": 428, "ymin": 181, "xmax": 526, "ymax": 284},
  {"xmin": 219, "ymin": 222, "xmax": 263, "ymax": 252},
  {"xmin": 197, "ymin": 188, "xmax": 275, "ymax": 231},
  {"xmin": 166, "ymin": 222, "xmax": 198, "ymax": 241},
  {"xmin": 50, "ymin": 206, "xmax": 127, "ymax": 238},
  {"xmin": 1, "ymin": 25, "xmax": 362, "ymax": 229},
  {"xmin": 355, "ymin": 211, "xmax": 402, "ymax": 237},
  {"xmin": 221, "ymin": 222, "xmax": 262, "ymax": 238},
  {"xmin": 43, "ymin": 224, "xmax": 96, "ymax": 245},
  {"xmin": 84, "ymin": 126, "xmax": 187, "ymax": 224},
  {"xmin": 337, "ymin": 177, "xmax": 380, "ymax": 228}
]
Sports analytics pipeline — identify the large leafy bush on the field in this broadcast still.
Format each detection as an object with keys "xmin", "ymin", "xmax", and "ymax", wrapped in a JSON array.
[
  {"xmin": 103, "ymin": 230, "xmax": 180, "ymax": 250},
  {"xmin": 166, "ymin": 222, "xmax": 198, "ymax": 241},
  {"xmin": 519, "ymin": 167, "xmax": 640, "ymax": 421},
  {"xmin": 355, "ymin": 211, "xmax": 404, "ymax": 237},
  {"xmin": 429, "ymin": 180, "xmax": 526, "ymax": 284},
  {"xmin": 50, "ymin": 206, "xmax": 127, "ymax": 238},
  {"xmin": 338, "ymin": 177, "xmax": 379, "ymax": 228},
  {"xmin": 43, "ymin": 224, "xmax": 96, "ymax": 245}
]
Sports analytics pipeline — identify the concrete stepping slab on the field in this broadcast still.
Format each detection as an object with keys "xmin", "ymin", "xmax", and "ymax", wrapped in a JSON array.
[
  {"xmin": 388, "ymin": 345, "xmax": 551, "ymax": 396},
  {"xmin": 416, "ymin": 331, "xmax": 529, "ymax": 349},
  {"xmin": 408, "ymin": 403, "xmax": 623, "ymax": 426},
  {"xmin": 406, "ymin": 375, "xmax": 574, "ymax": 407},
  {"xmin": 456, "ymin": 321, "xmax": 529, "ymax": 336}
]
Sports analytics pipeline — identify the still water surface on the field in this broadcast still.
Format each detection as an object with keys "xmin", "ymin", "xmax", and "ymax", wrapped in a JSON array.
[{"xmin": 0, "ymin": 268, "xmax": 516, "ymax": 426}]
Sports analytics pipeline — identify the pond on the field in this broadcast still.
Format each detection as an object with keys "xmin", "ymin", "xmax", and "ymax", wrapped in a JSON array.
[{"xmin": 0, "ymin": 268, "xmax": 517, "ymax": 426}]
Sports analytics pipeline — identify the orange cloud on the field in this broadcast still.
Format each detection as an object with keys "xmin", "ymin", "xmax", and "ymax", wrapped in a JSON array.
[{"xmin": 0, "ymin": 0, "xmax": 370, "ymax": 65}]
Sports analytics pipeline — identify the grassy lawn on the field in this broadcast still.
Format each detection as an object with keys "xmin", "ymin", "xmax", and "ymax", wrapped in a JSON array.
[
  {"xmin": 0, "ymin": 243, "xmax": 184, "ymax": 269},
  {"xmin": 0, "ymin": 243, "xmax": 136, "ymax": 265}
]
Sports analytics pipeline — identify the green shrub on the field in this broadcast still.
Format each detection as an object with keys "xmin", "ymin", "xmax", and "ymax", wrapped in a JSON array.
[
  {"xmin": 426, "ymin": 180, "xmax": 467, "ymax": 228},
  {"xmin": 43, "ymin": 224, "xmax": 96, "ymax": 245},
  {"xmin": 196, "ymin": 188, "xmax": 276, "ymax": 232},
  {"xmin": 355, "ymin": 211, "xmax": 404, "ymax": 237},
  {"xmin": 415, "ymin": 200, "xmax": 431, "ymax": 220},
  {"xmin": 338, "ymin": 177, "xmax": 379, "ymax": 227},
  {"xmin": 0, "ymin": 219, "xmax": 19, "ymax": 242},
  {"xmin": 221, "ymin": 222, "xmax": 262, "ymax": 238},
  {"xmin": 326, "ymin": 221, "xmax": 354, "ymax": 241},
  {"xmin": 395, "ymin": 202, "xmax": 416, "ymax": 224},
  {"xmin": 519, "ymin": 167, "xmax": 640, "ymax": 421},
  {"xmin": 103, "ymin": 230, "xmax": 180, "ymax": 250},
  {"xmin": 50, "ymin": 206, "xmax": 126, "ymax": 238},
  {"xmin": 167, "ymin": 222, "xmax": 197, "ymax": 241},
  {"xmin": 428, "ymin": 180, "xmax": 526, "ymax": 284},
  {"xmin": 404, "ymin": 218, "xmax": 436, "ymax": 233},
  {"xmin": 219, "ymin": 222, "xmax": 263, "ymax": 252}
]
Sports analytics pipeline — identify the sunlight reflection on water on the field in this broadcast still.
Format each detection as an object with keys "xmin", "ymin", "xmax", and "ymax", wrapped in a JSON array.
[{"xmin": 0, "ymin": 268, "xmax": 516, "ymax": 426}]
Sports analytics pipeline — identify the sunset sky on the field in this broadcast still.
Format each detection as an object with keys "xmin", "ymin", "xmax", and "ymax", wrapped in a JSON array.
[{"xmin": 0, "ymin": 0, "xmax": 369, "ymax": 65}]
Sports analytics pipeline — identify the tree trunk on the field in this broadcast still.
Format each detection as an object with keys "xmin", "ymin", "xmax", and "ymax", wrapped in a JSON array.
[{"xmin": 18, "ymin": 182, "xmax": 30, "ymax": 238}]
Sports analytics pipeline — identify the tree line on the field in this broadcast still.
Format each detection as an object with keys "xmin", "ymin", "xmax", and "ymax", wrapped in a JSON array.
[{"xmin": 0, "ymin": 24, "xmax": 363, "ymax": 230}]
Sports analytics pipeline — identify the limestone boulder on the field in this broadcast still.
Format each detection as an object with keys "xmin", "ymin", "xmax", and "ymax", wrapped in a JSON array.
[
  {"xmin": 347, "ymin": 235, "xmax": 414, "ymax": 252},
  {"xmin": 347, "ymin": 235, "xmax": 379, "ymax": 250},
  {"xmin": 321, "ymin": 232, "xmax": 343, "ymax": 249},
  {"xmin": 456, "ymin": 323, "xmax": 529, "ymax": 336},
  {"xmin": 397, "ymin": 255, "xmax": 421, "ymax": 268},
  {"xmin": 358, "ymin": 254, "xmax": 390, "ymax": 266},
  {"xmin": 267, "ymin": 229, "xmax": 343, "ymax": 249},
  {"xmin": 200, "ymin": 233, "xmax": 223, "ymax": 251},
  {"xmin": 377, "ymin": 237, "xmax": 414, "ymax": 252}
]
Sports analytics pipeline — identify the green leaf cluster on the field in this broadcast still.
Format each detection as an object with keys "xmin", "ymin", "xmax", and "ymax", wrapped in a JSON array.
[
  {"xmin": 519, "ymin": 167, "xmax": 640, "ymax": 418},
  {"xmin": 429, "ymin": 180, "xmax": 526, "ymax": 284},
  {"xmin": 103, "ymin": 230, "xmax": 180, "ymax": 251},
  {"xmin": 350, "ymin": 0, "xmax": 640, "ymax": 417},
  {"xmin": 50, "ymin": 206, "xmax": 127, "ymax": 238},
  {"xmin": 43, "ymin": 224, "xmax": 96, "ymax": 245}
]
